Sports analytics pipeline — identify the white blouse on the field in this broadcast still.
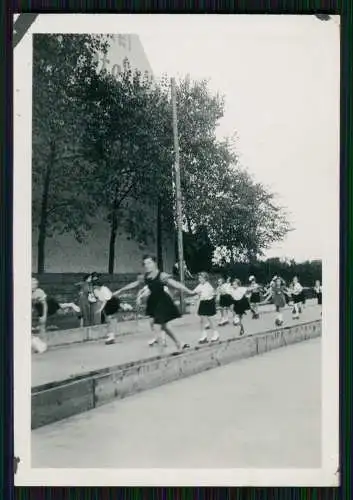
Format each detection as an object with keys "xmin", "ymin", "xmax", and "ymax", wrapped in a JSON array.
[
  {"xmin": 93, "ymin": 286, "xmax": 113, "ymax": 302},
  {"xmin": 291, "ymin": 283, "xmax": 303, "ymax": 295},
  {"xmin": 194, "ymin": 283, "xmax": 215, "ymax": 301},
  {"xmin": 232, "ymin": 287, "xmax": 247, "ymax": 301},
  {"xmin": 218, "ymin": 283, "xmax": 233, "ymax": 295}
]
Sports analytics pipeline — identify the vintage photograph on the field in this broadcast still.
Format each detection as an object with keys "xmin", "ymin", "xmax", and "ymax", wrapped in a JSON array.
[{"xmin": 14, "ymin": 14, "xmax": 339, "ymax": 485}]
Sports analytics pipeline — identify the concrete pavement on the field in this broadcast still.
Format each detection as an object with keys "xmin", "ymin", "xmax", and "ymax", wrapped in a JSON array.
[
  {"xmin": 32, "ymin": 303, "xmax": 322, "ymax": 387},
  {"xmin": 31, "ymin": 337, "xmax": 321, "ymax": 469}
]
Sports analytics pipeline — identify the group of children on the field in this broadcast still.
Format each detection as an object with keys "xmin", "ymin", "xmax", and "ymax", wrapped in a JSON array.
[
  {"xmin": 31, "ymin": 258, "xmax": 323, "ymax": 355},
  {"xmin": 31, "ymin": 273, "xmax": 123, "ymax": 353}
]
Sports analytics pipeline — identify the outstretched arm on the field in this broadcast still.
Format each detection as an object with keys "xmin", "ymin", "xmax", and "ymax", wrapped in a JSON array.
[
  {"xmin": 259, "ymin": 291, "xmax": 272, "ymax": 305},
  {"xmin": 165, "ymin": 277, "xmax": 196, "ymax": 295},
  {"xmin": 136, "ymin": 286, "xmax": 150, "ymax": 305},
  {"xmin": 113, "ymin": 280, "xmax": 141, "ymax": 296}
]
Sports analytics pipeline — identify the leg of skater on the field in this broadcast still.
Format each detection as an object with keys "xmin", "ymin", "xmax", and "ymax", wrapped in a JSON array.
[
  {"xmin": 239, "ymin": 315, "xmax": 245, "ymax": 336},
  {"xmin": 208, "ymin": 317, "xmax": 220, "ymax": 342},
  {"xmin": 275, "ymin": 306, "xmax": 284, "ymax": 326},
  {"xmin": 31, "ymin": 316, "xmax": 48, "ymax": 354},
  {"xmin": 148, "ymin": 318, "xmax": 159, "ymax": 346},
  {"xmin": 224, "ymin": 306, "xmax": 230, "ymax": 323},
  {"xmin": 157, "ymin": 320, "xmax": 167, "ymax": 347},
  {"xmin": 218, "ymin": 307, "xmax": 225, "ymax": 326},
  {"xmin": 199, "ymin": 316, "xmax": 208, "ymax": 343},
  {"xmin": 152, "ymin": 325, "xmax": 167, "ymax": 354},
  {"xmin": 105, "ymin": 314, "xmax": 117, "ymax": 344},
  {"xmin": 161, "ymin": 322, "xmax": 189, "ymax": 351}
]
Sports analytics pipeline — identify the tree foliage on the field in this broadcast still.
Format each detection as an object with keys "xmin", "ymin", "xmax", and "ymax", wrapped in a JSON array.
[
  {"xmin": 32, "ymin": 35, "xmax": 291, "ymax": 274},
  {"xmin": 32, "ymin": 34, "xmax": 111, "ymax": 272},
  {"xmin": 82, "ymin": 62, "xmax": 175, "ymax": 272},
  {"xmin": 165, "ymin": 76, "xmax": 291, "ymax": 265}
]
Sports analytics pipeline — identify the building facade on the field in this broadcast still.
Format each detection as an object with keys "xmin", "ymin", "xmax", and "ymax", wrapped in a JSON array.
[{"xmin": 32, "ymin": 35, "xmax": 175, "ymax": 274}]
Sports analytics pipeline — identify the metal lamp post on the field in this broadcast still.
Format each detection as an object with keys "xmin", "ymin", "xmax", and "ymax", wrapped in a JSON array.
[{"xmin": 171, "ymin": 77, "xmax": 186, "ymax": 314}]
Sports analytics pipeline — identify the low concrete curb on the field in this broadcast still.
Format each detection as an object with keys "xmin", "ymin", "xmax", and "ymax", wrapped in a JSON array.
[
  {"xmin": 32, "ymin": 319, "xmax": 321, "ymax": 429},
  {"xmin": 44, "ymin": 301, "xmax": 319, "ymax": 350}
]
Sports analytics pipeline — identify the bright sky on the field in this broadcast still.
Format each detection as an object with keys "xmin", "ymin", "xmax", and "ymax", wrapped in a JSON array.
[{"xmin": 140, "ymin": 15, "xmax": 340, "ymax": 262}]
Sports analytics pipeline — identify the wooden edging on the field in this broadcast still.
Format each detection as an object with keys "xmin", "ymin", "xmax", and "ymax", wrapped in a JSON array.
[{"xmin": 32, "ymin": 319, "xmax": 321, "ymax": 429}]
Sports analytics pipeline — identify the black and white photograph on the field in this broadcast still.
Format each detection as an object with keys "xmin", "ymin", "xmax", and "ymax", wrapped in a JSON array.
[{"xmin": 13, "ymin": 14, "xmax": 339, "ymax": 486}]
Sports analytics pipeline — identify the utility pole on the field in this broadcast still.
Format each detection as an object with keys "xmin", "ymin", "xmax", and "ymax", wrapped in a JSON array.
[{"xmin": 171, "ymin": 77, "xmax": 185, "ymax": 314}]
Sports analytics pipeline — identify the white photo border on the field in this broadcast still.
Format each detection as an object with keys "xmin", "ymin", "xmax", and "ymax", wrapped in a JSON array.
[{"xmin": 13, "ymin": 13, "xmax": 340, "ymax": 486}]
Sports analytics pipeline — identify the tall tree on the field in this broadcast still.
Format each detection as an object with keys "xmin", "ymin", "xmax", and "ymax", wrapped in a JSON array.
[
  {"xmin": 83, "ymin": 64, "xmax": 174, "ymax": 273},
  {"xmin": 206, "ymin": 167, "xmax": 291, "ymax": 262},
  {"xmin": 32, "ymin": 34, "xmax": 111, "ymax": 273},
  {"xmin": 166, "ymin": 76, "xmax": 291, "ymax": 264}
]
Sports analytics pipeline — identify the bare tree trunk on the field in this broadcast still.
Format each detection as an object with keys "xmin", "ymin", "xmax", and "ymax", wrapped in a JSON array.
[
  {"xmin": 156, "ymin": 197, "xmax": 163, "ymax": 270},
  {"xmin": 37, "ymin": 142, "xmax": 55, "ymax": 274},
  {"xmin": 108, "ymin": 208, "xmax": 118, "ymax": 274}
]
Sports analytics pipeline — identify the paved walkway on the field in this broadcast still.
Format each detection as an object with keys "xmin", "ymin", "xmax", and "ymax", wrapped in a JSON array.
[
  {"xmin": 31, "ymin": 337, "xmax": 321, "ymax": 469},
  {"xmin": 32, "ymin": 304, "xmax": 322, "ymax": 387}
]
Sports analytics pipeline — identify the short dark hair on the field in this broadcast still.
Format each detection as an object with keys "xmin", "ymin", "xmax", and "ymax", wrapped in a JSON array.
[{"xmin": 142, "ymin": 254, "xmax": 157, "ymax": 263}]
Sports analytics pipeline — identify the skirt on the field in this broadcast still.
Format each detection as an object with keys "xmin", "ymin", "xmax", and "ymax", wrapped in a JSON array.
[
  {"xmin": 34, "ymin": 297, "xmax": 60, "ymax": 318},
  {"xmin": 273, "ymin": 293, "xmax": 286, "ymax": 309},
  {"xmin": 146, "ymin": 292, "xmax": 181, "ymax": 325},
  {"xmin": 233, "ymin": 295, "xmax": 250, "ymax": 316},
  {"xmin": 293, "ymin": 293, "xmax": 303, "ymax": 304},
  {"xmin": 198, "ymin": 298, "xmax": 217, "ymax": 317},
  {"xmin": 100, "ymin": 297, "xmax": 121, "ymax": 323},
  {"xmin": 103, "ymin": 296, "xmax": 121, "ymax": 316},
  {"xmin": 219, "ymin": 294, "xmax": 233, "ymax": 308},
  {"xmin": 250, "ymin": 292, "xmax": 261, "ymax": 304},
  {"xmin": 316, "ymin": 292, "xmax": 322, "ymax": 305}
]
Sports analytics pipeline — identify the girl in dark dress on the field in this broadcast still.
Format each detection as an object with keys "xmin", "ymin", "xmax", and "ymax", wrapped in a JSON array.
[{"xmin": 114, "ymin": 255, "xmax": 195, "ymax": 352}]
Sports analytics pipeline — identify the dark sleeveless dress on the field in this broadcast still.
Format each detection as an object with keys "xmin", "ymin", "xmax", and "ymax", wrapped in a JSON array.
[{"xmin": 145, "ymin": 272, "xmax": 181, "ymax": 324}]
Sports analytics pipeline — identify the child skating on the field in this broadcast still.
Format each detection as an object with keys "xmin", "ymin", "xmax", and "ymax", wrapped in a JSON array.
[
  {"xmin": 289, "ymin": 276, "xmax": 304, "ymax": 319},
  {"xmin": 86, "ymin": 273, "xmax": 121, "ymax": 345},
  {"xmin": 216, "ymin": 276, "xmax": 233, "ymax": 326},
  {"xmin": 261, "ymin": 277, "xmax": 289, "ymax": 327},
  {"xmin": 231, "ymin": 279, "xmax": 251, "ymax": 336},
  {"xmin": 193, "ymin": 272, "xmax": 220, "ymax": 344},
  {"xmin": 248, "ymin": 275, "xmax": 261, "ymax": 319},
  {"xmin": 114, "ymin": 255, "xmax": 195, "ymax": 353},
  {"xmin": 31, "ymin": 276, "xmax": 80, "ymax": 353}
]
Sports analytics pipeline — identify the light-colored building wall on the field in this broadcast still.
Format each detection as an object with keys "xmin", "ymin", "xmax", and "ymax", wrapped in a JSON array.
[{"xmin": 32, "ymin": 34, "xmax": 175, "ymax": 274}]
